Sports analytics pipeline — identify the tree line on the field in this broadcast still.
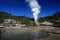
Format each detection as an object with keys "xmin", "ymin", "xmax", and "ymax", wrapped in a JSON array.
[{"xmin": 0, "ymin": 11, "xmax": 60, "ymax": 27}]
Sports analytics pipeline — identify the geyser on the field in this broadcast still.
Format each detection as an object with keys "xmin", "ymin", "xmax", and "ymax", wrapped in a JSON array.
[{"xmin": 26, "ymin": 0, "xmax": 41, "ymax": 27}]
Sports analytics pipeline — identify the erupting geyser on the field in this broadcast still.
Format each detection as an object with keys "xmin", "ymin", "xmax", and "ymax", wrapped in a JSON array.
[{"xmin": 26, "ymin": 0, "xmax": 41, "ymax": 27}]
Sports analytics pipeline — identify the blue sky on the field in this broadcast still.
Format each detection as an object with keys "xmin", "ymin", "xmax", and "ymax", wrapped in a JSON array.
[{"xmin": 0, "ymin": 0, "xmax": 60, "ymax": 18}]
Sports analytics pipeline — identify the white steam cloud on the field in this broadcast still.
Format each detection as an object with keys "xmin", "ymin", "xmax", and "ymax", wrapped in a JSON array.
[{"xmin": 26, "ymin": 0, "xmax": 41, "ymax": 26}]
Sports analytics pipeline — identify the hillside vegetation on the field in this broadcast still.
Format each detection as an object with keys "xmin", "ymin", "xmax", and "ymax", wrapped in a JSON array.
[{"xmin": 0, "ymin": 11, "xmax": 60, "ymax": 27}]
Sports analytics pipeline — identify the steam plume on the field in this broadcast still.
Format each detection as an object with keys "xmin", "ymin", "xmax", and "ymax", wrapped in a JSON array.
[{"xmin": 26, "ymin": 0, "xmax": 41, "ymax": 26}]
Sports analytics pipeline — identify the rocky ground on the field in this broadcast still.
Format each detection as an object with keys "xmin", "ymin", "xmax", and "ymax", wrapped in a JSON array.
[
  {"xmin": 34, "ymin": 33, "xmax": 60, "ymax": 40},
  {"xmin": 0, "ymin": 27, "xmax": 60, "ymax": 40}
]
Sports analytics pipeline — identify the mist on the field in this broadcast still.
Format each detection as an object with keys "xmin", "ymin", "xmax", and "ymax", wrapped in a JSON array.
[{"xmin": 26, "ymin": 0, "xmax": 41, "ymax": 26}]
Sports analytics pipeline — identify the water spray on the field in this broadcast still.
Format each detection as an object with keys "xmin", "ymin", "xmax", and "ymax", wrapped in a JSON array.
[{"xmin": 26, "ymin": 0, "xmax": 41, "ymax": 27}]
